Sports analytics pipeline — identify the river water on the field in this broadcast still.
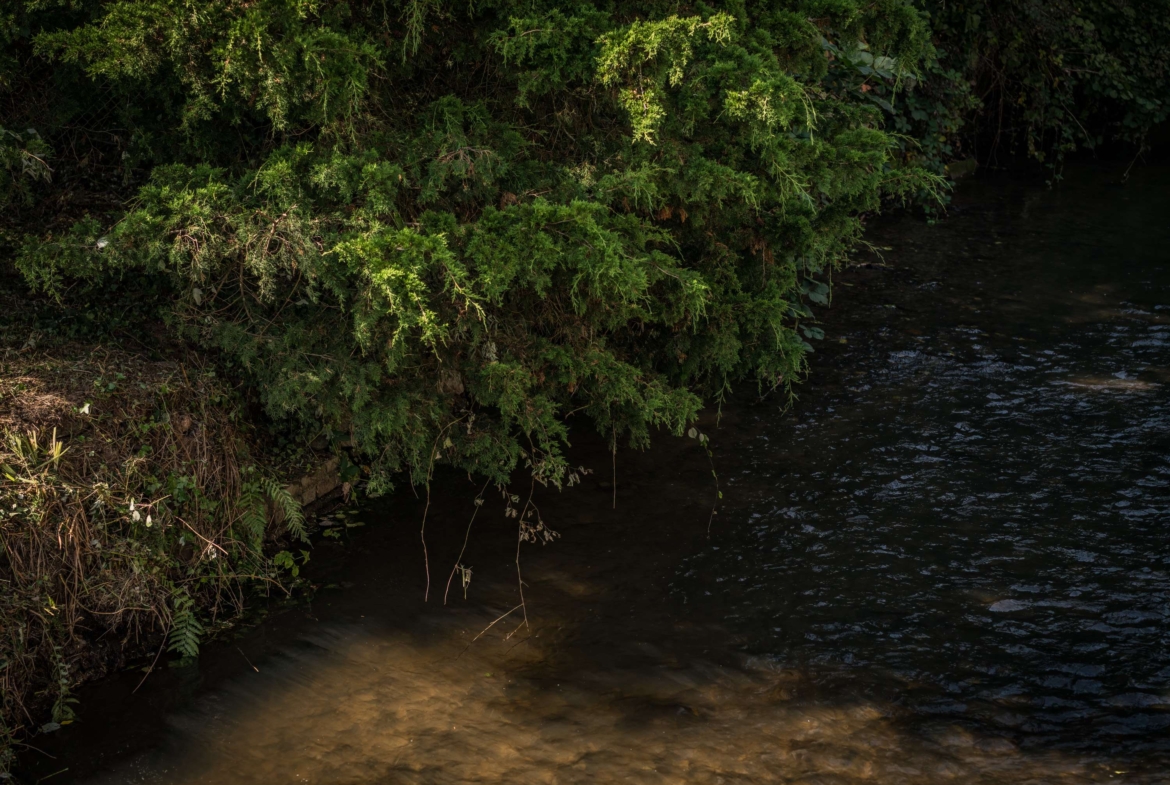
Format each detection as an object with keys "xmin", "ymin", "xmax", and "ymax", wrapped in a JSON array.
[{"xmin": 19, "ymin": 165, "xmax": 1170, "ymax": 784}]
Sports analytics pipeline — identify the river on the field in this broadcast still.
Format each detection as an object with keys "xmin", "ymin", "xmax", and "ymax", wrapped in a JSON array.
[{"xmin": 18, "ymin": 164, "xmax": 1170, "ymax": 784}]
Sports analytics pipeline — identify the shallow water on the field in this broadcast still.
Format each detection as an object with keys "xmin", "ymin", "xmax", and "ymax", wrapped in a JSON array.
[{"xmin": 20, "ymin": 165, "xmax": 1170, "ymax": 784}]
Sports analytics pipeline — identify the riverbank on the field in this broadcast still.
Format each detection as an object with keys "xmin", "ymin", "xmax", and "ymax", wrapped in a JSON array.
[{"xmin": 0, "ymin": 287, "xmax": 341, "ymax": 766}]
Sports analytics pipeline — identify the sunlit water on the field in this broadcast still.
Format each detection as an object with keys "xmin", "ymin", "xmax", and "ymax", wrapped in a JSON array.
[{"xmin": 21, "ymin": 165, "xmax": 1170, "ymax": 784}]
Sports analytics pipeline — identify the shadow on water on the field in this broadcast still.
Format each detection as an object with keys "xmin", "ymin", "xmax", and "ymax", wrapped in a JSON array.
[{"xmin": 18, "ymin": 163, "xmax": 1170, "ymax": 784}]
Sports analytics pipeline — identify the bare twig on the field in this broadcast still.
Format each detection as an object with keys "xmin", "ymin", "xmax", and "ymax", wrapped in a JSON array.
[
  {"xmin": 237, "ymin": 647, "xmax": 259, "ymax": 673},
  {"xmin": 444, "ymin": 478, "xmax": 492, "ymax": 605},
  {"xmin": 515, "ymin": 477, "xmax": 538, "ymax": 629},
  {"xmin": 461, "ymin": 603, "xmax": 524, "ymax": 653},
  {"xmin": 131, "ymin": 634, "xmax": 168, "ymax": 694},
  {"xmin": 421, "ymin": 481, "xmax": 432, "ymax": 602},
  {"xmin": 611, "ymin": 424, "xmax": 617, "ymax": 510}
]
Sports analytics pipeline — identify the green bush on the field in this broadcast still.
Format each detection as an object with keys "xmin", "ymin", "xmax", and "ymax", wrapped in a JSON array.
[
  {"xmin": 8, "ymin": 1, "xmax": 1166, "ymax": 491},
  {"xmin": 8, "ymin": 1, "xmax": 942, "ymax": 492}
]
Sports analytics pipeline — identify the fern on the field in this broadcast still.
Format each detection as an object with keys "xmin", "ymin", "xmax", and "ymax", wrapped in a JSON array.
[
  {"xmin": 167, "ymin": 588, "xmax": 204, "ymax": 660},
  {"xmin": 235, "ymin": 475, "xmax": 307, "ymax": 547},
  {"xmin": 261, "ymin": 476, "xmax": 307, "ymax": 543},
  {"xmin": 49, "ymin": 646, "xmax": 78, "ymax": 726},
  {"xmin": 235, "ymin": 481, "xmax": 268, "ymax": 546}
]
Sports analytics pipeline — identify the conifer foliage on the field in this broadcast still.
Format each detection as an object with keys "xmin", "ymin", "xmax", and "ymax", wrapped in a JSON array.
[{"xmin": 5, "ymin": 1, "xmax": 947, "ymax": 490}]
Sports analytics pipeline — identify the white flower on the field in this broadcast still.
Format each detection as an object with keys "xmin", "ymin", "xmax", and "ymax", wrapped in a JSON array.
[
  {"xmin": 145, "ymin": 514, "xmax": 153, "ymax": 528},
  {"xmin": 80, "ymin": 402, "xmax": 91, "ymax": 415}
]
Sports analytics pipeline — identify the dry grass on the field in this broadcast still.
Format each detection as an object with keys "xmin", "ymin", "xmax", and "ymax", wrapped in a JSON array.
[{"xmin": 0, "ymin": 342, "xmax": 288, "ymax": 762}]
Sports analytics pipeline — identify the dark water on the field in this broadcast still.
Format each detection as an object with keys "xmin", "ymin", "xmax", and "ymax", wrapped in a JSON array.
[
  {"xmin": 677, "ymin": 165, "xmax": 1170, "ymax": 760},
  {"xmin": 18, "ymin": 165, "xmax": 1170, "ymax": 784}
]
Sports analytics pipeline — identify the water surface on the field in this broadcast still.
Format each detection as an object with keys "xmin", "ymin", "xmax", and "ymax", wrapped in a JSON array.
[{"xmin": 677, "ymin": 164, "xmax": 1170, "ymax": 769}]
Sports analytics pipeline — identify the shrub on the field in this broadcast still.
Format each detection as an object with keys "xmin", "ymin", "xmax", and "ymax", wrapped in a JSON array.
[{"xmin": 10, "ymin": 0, "xmax": 941, "ymax": 493}]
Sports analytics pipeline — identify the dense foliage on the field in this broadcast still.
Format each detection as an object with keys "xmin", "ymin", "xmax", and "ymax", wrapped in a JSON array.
[
  {"xmin": 4, "ymin": 0, "xmax": 946, "ymax": 495},
  {"xmin": 2, "ymin": 0, "xmax": 1166, "ymax": 495}
]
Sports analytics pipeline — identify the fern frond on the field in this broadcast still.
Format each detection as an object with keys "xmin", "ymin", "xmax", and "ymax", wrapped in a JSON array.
[
  {"xmin": 234, "ymin": 476, "xmax": 307, "ymax": 546},
  {"xmin": 168, "ymin": 588, "xmax": 204, "ymax": 659},
  {"xmin": 235, "ymin": 482, "xmax": 267, "ymax": 546},
  {"xmin": 262, "ymin": 476, "xmax": 307, "ymax": 543}
]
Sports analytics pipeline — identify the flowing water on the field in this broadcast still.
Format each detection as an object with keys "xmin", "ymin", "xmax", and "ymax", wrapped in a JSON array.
[{"xmin": 18, "ymin": 165, "xmax": 1170, "ymax": 784}]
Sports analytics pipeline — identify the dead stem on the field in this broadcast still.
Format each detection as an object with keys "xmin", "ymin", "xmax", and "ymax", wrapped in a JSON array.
[
  {"xmin": 132, "ymin": 635, "xmax": 168, "ymax": 694},
  {"xmin": 444, "ymin": 478, "xmax": 492, "ymax": 605},
  {"xmin": 420, "ymin": 482, "xmax": 432, "ymax": 602},
  {"xmin": 611, "ymin": 424, "xmax": 617, "ymax": 510},
  {"xmin": 707, "ymin": 448, "xmax": 721, "ymax": 536},
  {"xmin": 459, "ymin": 602, "xmax": 524, "ymax": 657},
  {"xmin": 419, "ymin": 416, "xmax": 468, "ymax": 603},
  {"xmin": 515, "ymin": 476, "xmax": 538, "ymax": 629},
  {"xmin": 236, "ymin": 647, "xmax": 260, "ymax": 673}
]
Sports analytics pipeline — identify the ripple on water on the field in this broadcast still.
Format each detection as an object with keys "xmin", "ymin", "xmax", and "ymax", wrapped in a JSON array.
[{"xmin": 675, "ymin": 168, "xmax": 1170, "ymax": 771}]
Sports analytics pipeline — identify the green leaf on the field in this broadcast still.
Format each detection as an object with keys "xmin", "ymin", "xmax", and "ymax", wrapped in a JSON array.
[{"xmin": 801, "ymin": 326, "xmax": 825, "ymax": 340}]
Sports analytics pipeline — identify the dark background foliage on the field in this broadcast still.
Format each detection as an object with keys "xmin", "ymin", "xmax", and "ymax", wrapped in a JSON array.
[{"xmin": 904, "ymin": 0, "xmax": 1170, "ymax": 173}]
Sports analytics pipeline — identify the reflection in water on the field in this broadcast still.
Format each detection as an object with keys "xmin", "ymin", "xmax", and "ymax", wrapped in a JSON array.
[{"xmin": 27, "ymin": 165, "xmax": 1170, "ymax": 784}]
